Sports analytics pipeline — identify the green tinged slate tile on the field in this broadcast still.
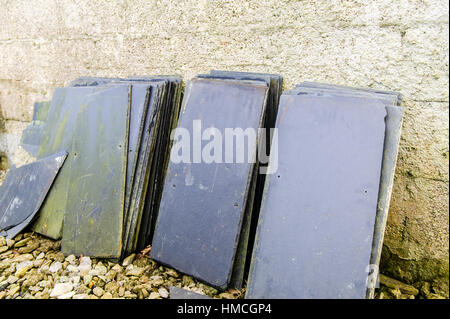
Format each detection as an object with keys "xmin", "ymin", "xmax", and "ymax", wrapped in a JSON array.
[
  {"xmin": 61, "ymin": 84, "xmax": 130, "ymax": 258},
  {"xmin": 31, "ymin": 87, "xmax": 99, "ymax": 239}
]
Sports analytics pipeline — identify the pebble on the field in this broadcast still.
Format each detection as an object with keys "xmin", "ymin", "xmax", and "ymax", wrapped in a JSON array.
[
  {"xmin": 65, "ymin": 255, "xmax": 77, "ymax": 264},
  {"xmin": 14, "ymin": 238, "xmax": 31, "ymax": 248},
  {"xmin": 78, "ymin": 257, "xmax": 91, "ymax": 276},
  {"xmin": 18, "ymin": 242, "xmax": 39, "ymax": 254},
  {"xmin": 92, "ymin": 286, "xmax": 104, "ymax": 297},
  {"xmin": 149, "ymin": 292, "xmax": 161, "ymax": 299},
  {"xmin": 49, "ymin": 261, "xmax": 62, "ymax": 273},
  {"xmin": 122, "ymin": 254, "xmax": 135, "ymax": 266},
  {"xmin": 125, "ymin": 266, "xmax": 146, "ymax": 277},
  {"xmin": 50, "ymin": 283, "xmax": 73, "ymax": 298},
  {"xmin": 158, "ymin": 287, "xmax": 169, "ymax": 298},
  {"xmin": 0, "ymin": 232, "xmax": 234, "ymax": 300},
  {"xmin": 58, "ymin": 291, "xmax": 76, "ymax": 299}
]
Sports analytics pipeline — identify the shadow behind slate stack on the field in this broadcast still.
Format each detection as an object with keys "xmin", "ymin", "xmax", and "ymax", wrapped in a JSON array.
[
  {"xmin": 151, "ymin": 77, "xmax": 269, "ymax": 290},
  {"xmin": 246, "ymin": 89, "xmax": 388, "ymax": 298},
  {"xmin": 0, "ymin": 152, "xmax": 67, "ymax": 239}
]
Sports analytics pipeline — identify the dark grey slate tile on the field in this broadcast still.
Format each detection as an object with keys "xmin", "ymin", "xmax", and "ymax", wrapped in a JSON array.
[
  {"xmin": 246, "ymin": 93, "xmax": 387, "ymax": 299},
  {"xmin": 151, "ymin": 78, "xmax": 268, "ymax": 289}
]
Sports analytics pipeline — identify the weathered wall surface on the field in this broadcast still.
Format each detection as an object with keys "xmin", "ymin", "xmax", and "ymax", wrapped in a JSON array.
[{"xmin": 0, "ymin": 0, "xmax": 448, "ymax": 293}]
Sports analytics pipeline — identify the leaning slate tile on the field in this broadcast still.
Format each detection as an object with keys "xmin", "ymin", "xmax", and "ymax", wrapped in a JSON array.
[
  {"xmin": 293, "ymin": 82, "xmax": 403, "ymax": 298},
  {"xmin": 246, "ymin": 93, "xmax": 387, "ymax": 299},
  {"xmin": 61, "ymin": 84, "xmax": 130, "ymax": 258},
  {"xmin": 123, "ymin": 84, "xmax": 151, "ymax": 223},
  {"xmin": 366, "ymin": 105, "xmax": 403, "ymax": 298},
  {"xmin": 31, "ymin": 87, "xmax": 100, "ymax": 239},
  {"xmin": 0, "ymin": 151, "xmax": 67, "ymax": 239},
  {"xmin": 150, "ymin": 78, "xmax": 268, "ymax": 290}
]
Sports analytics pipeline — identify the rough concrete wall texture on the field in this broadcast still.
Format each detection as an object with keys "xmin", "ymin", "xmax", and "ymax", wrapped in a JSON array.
[{"xmin": 0, "ymin": 0, "xmax": 448, "ymax": 293}]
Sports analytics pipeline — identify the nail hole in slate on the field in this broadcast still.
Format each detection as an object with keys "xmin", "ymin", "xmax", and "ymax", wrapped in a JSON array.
[
  {"xmin": 172, "ymin": 184, "xmax": 176, "ymax": 188},
  {"xmin": 234, "ymin": 202, "xmax": 238, "ymax": 208}
]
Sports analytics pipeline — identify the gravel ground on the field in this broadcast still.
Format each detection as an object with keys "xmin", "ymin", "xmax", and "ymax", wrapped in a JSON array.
[
  {"xmin": 0, "ymin": 232, "xmax": 445, "ymax": 299},
  {"xmin": 0, "ymin": 232, "xmax": 244, "ymax": 299}
]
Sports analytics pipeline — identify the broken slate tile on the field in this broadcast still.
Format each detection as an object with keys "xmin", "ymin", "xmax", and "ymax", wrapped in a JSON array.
[{"xmin": 0, "ymin": 151, "xmax": 67, "ymax": 239}]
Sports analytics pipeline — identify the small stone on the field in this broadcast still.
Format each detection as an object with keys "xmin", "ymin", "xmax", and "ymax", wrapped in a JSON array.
[
  {"xmin": 13, "ymin": 254, "xmax": 34, "ymax": 262},
  {"xmin": 49, "ymin": 261, "xmax": 62, "ymax": 273},
  {"xmin": 67, "ymin": 265, "xmax": 79, "ymax": 273},
  {"xmin": 122, "ymin": 254, "xmax": 135, "ymax": 266},
  {"xmin": 118, "ymin": 286, "xmax": 125, "ymax": 297},
  {"xmin": 71, "ymin": 276, "xmax": 81, "ymax": 285},
  {"xmin": 58, "ymin": 291, "xmax": 75, "ymax": 299},
  {"xmin": 18, "ymin": 242, "xmax": 39, "ymax": 254},
  {"xmin": 7, "ymin": 285, "xmax": 20, "ymax": 297},
  {"xmin": 101, "ymin": 292, "xmax": 113, "ymax": 299},
  {"xmin": 105, "ymin": 281, "xmax": 120, "ymax": 294},
  {"xmin": 111, "ymin": 264, "xmax": 123, "ymax": 273},
  {"xmin": 72, "ymin": 294, "xmax": 89, "ymax": 299},
  {"xmin": 78, "ymin": 257, "xmax": 91, "ymax": 276},
  {"xmin": 83, "ymin": 274, "xmax": 93, "ymax": 285},
  {"xmin": 0, "ymin": 237, "xmax": 6, "ymax": 247},
  {"xmin": 149, "ymin": 292, "xmax": 160, "ymax": 299},
  {"xmin": 36, "ymin": 252, "xmax": 45, "ymax": 260},
  {"xmin": 33, "ymin": 259, "xmax": 44, "ymax": 268},
  {"xmin": 38, "ymin": 280, "xmax": 51, "ymax": 289},
  {"xmin": 50, "ymin": 282, "xmax": 73, "ymax": 298},
  {"xmin": 125, "ymin": 266, "xmax": 145, "ymax": 277},
  {"xmin": 92, "ymin": 286, "xmax": 104, "ymax": 297},
  {"xmin": 165, "ymin": 268, "xmax": 178, "ymax": 277},
  {"xmin": 92, "ymin": 264, "xmax": 107, "ymax": 276},
  {"xmin": 379, "ymin": 274, "xmax": 419, "ymax": 296},
  {"xmin": 182, "ymin": 275, "xmax": 195, "ymax": 287},
  {"xmin": 65, "ymin": 255, "xmax": 77, "ymax": 264},
  {"xmin": 13, "ymin": 238, "xmax": 31, "ymax": 248},
  {"xmin": 0, "ymin": 246, "xmax": 8, "ymax": 253},
  {"xmin": 7, "ymin": 275, "xmax": 18, "ymax": 284},
  {"xmin": 158, "ymin": 287, "xmax": 169, "ymax": 298},
  {"xmin": 15, "ymin": 263, "xmax": 32, "ymax": 278},
  {"xmin": 59, "ymin": 276, "xmax": 69, "ymax": 283},
  {"xmin": 151, "ymin": 276, "xmax": 164, "ymax": 287},
  {"xmin": 124, "ymin": 291, "xmax": 137, "ymax": 298}
]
